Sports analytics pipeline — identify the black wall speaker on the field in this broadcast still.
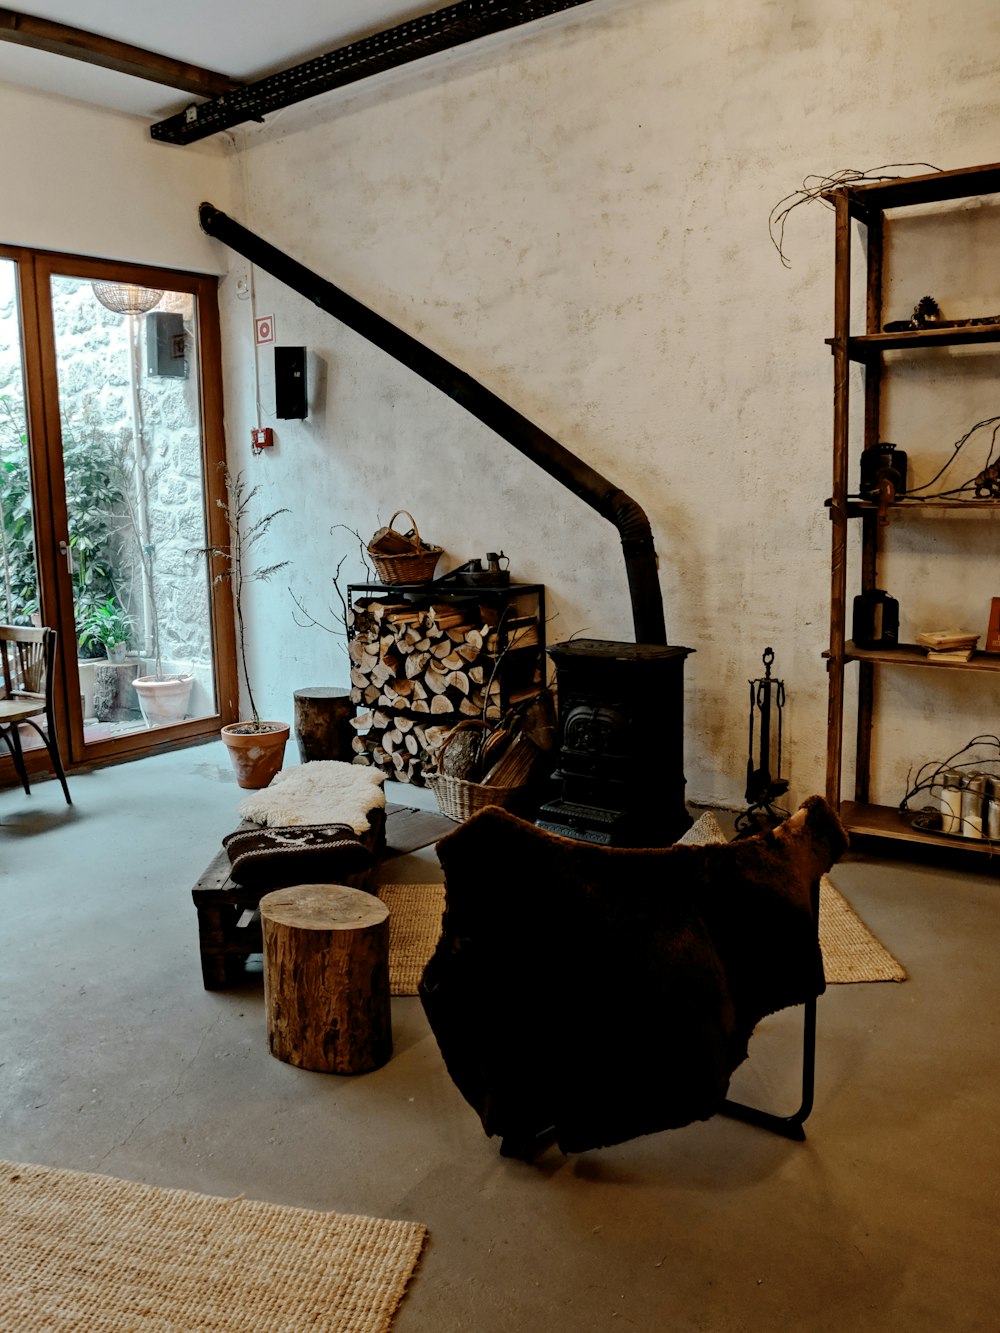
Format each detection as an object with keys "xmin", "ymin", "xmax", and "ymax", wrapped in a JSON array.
[
  {"xmin": 146, "ymin": 311, "xmax": 187, "ymax": 378},
  {"xmin": 274, "ymin": 346, "xmax": 308, "ymax": 419}
]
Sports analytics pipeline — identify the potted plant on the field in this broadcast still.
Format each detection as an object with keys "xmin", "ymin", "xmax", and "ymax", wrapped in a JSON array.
[
  {"xmin": 78, "ymin": 598, "xmax": 133, "ymax": 663},
  {"xmin": 202, "ymin": 467, "xmax": 290, "ymax": 788}
]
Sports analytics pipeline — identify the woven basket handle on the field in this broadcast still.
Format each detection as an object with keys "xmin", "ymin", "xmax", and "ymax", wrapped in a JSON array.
[
  {"xmin": 388, "ymin": 510, "xmax": 421, "ymax": 545},
  {"xmin": 435, "ymin": 718, "xmax": 492, "ymax": 774}
]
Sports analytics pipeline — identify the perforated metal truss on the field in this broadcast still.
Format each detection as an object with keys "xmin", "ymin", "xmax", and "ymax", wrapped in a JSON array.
[{"xmin": 150, "ymin": 0, "xmax": 596, "ymax": 145}]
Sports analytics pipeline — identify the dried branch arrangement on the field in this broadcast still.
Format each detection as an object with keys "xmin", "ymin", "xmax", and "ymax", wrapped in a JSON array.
[
  {"xmin": 892, "ymin": 413, "xmax": 1000, "ymax": 502},
  {"xmin": 768, "ymin": 162, "xmax": 941, "ymax": 267},
  {"xmin": 200, "ymin": 468, "xmax": 289, "ymax": 731},
  {"xmin": 289, "ymin": 524, "xmax": 372, "ymax": 644}
]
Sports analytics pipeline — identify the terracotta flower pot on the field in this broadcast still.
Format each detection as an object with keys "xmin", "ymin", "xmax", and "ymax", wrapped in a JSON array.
[
  {"xmin": 221, "ymin": 720, "xmax": 290, "ymax": 789},
  {"xmin": 132, "ymin": 673, "xmax": 195, "ymax": 727}
]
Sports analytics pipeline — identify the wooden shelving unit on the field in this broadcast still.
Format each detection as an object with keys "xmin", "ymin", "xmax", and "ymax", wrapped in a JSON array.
[
  {"xmin": 824, "ymin": 161, "xmax": 1000, "ymax": 854},
  {"xmin": 838, "ymin": 801, "xmax": 1000, "ymax": 857},
  {"xmin": 837, "ymin": 642, "xmax": 1000, "ymax": 673}
]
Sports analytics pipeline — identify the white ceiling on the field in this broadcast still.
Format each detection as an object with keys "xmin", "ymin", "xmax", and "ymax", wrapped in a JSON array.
[{"xmin": 0, "ymin": 2, "xmax": 440, "ymax": 119}]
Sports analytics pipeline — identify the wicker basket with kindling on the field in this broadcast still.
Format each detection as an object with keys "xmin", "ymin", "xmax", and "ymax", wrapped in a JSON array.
[
  {"xmin": 427, "ymin": 719, "xmax": 538, "ymax": 822},
  {"xmin": 367, "ymin": 510, "xmax": 443, "ymax": 585}
]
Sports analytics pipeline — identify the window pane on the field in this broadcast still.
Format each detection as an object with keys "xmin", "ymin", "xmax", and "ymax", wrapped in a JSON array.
[{"xmin": 0, "ymin": 259, "xmax": 39, "ymax": 624}]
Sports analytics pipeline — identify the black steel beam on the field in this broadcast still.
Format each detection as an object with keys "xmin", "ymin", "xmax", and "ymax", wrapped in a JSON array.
[
  {"xmin": 152, "ymin": 0, "xmax": 596, "ymax": 145},
  {"xmin": 198, "ymin": 203, "xmax": 667, "ymax": 645}
]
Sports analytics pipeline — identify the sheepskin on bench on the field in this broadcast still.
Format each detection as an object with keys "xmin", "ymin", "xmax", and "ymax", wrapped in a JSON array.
[
  {"xmin": 237, "ymin": 760, "xmax": 385, "ymax": 834},
  {"xmin": 419, "ymin": 795, "xmax": 848, "ymax": 1154}
]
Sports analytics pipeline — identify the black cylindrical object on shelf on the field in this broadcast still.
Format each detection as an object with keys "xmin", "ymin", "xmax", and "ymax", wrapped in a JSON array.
[
  {"xmin": 860, "ymin": 442, "xmax": 908, "ymax": 499},
  {"xmin": 852, "ymin": 589, "xmax": 899, "ymax": 648}
]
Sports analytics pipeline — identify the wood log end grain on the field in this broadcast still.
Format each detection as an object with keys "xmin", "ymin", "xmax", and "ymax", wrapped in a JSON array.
[{"xmin": 261, "ymin": 884, "xmax": 391, "ymax": 1075}]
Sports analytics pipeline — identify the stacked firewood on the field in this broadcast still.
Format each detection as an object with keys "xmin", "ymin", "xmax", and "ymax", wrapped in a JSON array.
[{"xmin": 346, "ymin": 596, "xmax": 539, "ymax": 785}]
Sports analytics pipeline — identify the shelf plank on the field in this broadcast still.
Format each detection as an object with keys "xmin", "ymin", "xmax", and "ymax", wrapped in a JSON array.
[
  {"xmin": 824, "ymin": 162, "xmax": 1000, "ymax": 211},
  {"xmin": 836, "ymin": 642, "xmax": 1000, "ymax": 672},
  {"xmin": 826, "ymin": 325, "xmax": 1000, "ymax": 359},
  {"xmin": 834, "ymin": 498, "xmax": 1000, "ymax": 515},
  {"xmin": 840, "ymin": 801, "xmax": 1000, "ymax": 856}
]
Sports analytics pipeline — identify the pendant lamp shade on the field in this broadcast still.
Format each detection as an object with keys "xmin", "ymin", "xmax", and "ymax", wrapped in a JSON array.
[{"xmin": 91, "ymin": 281, "xmax": 164, "ymax": 316}]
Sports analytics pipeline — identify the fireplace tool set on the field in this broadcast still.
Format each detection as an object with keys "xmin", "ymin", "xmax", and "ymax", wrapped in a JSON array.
[{"xmin": 735, "ymin": 647, "xmax": 790, "ymax": 837}]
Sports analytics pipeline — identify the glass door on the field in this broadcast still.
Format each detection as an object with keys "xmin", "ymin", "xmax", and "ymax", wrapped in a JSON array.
[
  {"xmin": 0, "ymin": 255, "xmax": 39, "ymax": 626},
  {"xmin": 0, "ymin": 248, "xmax": 235, "ymax": 780},
  {"xmin": 47, "ymin": 272, "xmax": 222, "ymax": 752}
]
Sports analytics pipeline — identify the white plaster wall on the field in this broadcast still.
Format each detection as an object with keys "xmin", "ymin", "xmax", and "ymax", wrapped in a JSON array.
[
  {"xmin": 213, "ymin": 0, "xmax": 1000, "ymax": 810},
  {"xmin": 0, "ymin": 81, "xmax": 232, "ymax": 272}
]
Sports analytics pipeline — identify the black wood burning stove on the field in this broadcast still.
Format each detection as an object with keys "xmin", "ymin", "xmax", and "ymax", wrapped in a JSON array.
[{"xmin": 537, "ymin": 639, "xmax": 694, "ymax": 847}]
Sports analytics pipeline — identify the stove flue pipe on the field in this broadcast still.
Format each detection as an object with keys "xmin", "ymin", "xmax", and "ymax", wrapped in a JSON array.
[{"xmin": 199, "ymin": 202, "xmax": 667, "ymax": 645}]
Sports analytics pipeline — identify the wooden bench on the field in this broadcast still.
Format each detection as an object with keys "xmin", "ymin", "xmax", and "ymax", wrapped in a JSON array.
[{"xmin": 191, "ymin": 807, "xmax": 386, "ymax": 989}]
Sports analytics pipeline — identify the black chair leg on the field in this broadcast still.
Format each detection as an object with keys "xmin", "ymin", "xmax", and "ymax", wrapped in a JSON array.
[
  {"xmin": 718, "ymin": 877, "xmax": 821, "ymax": 1142},
  {"xmin": 719, "ymin": 994, "xmax": 816, "ymax": 1141},
  {"xmin": 25, "ymin": 717, "xmax": 72, "ymax": 805},
  {"xmin": 1, "ymin": 723, "xmax": 32, "ymax": 795}
]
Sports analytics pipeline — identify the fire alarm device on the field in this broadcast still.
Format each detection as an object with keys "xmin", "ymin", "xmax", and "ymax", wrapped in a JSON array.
[{"xmin": 251, "ymin": 427, "xmax": 274, "ymax": 450}]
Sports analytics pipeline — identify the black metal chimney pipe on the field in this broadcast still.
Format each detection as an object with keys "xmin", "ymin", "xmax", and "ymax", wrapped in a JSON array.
[{"xmin": 199, "ymin": 202, "xmax": 667, "ymax": 644}]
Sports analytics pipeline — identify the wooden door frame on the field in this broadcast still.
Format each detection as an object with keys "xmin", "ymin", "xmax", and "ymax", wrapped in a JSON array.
[{"xmin": 0, "ymin": 245, "xmax": 237, "ymax": 781}]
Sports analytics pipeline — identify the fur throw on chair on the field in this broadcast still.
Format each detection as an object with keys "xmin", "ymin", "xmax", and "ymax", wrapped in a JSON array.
[{"xmin": 419, "ymin": 796, "xmax": 848, "ymax": 1155}]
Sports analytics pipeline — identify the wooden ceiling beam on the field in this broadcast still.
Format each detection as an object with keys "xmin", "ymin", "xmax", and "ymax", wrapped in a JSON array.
[{"xmin": 0, "ymin": 7, "xmax": 238, "ymax": 98}]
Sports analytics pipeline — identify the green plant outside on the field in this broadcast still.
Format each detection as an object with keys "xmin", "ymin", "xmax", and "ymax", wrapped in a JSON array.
[
  {"xmin": 0, "ymin": 396, "xmax": 128, "ymax": 649},
  {"xmin": 77, "ymin": 597, "xmax": 133, "ymax": 653}
]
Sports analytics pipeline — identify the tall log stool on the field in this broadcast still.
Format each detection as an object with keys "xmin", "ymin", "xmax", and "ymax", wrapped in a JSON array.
[
  {"xmin": 293, "ymin": 686, "xmax": 353, "ymax": 763},
  {"xmin": 260, "ymin": 883, "xmax": 392, "ymax": 1075}
]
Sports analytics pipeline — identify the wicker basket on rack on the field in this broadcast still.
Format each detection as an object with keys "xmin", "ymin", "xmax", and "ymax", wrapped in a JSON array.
[
  {"xmin": 367, "ymin": 510, "xmax": 443, "ymax": 585},
  {"xmin": 426, "ymin": 719, "xmax": 536, "ymax": 822}
]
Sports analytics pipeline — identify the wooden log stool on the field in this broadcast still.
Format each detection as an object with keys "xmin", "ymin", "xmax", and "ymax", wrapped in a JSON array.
[
  {"xmin": 260, "ymin": 883, "xmax": 392, "ymax": 1075},
  {"xmin": 293, "ymin": 686, "xmax": 354, "ymax": 763}
]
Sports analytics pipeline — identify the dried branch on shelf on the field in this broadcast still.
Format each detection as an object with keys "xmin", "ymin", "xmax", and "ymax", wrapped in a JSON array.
[
  {"xmin": 899, "ymin": 734, "xmax": 1000, "ymax": 837},
  {"xmin": 768, "ymin": 162, "xmax": 941, "ymax": 268},
  {"xmin": 855, "ymin": 413, "xmax": 1000, "ymax": 503}
]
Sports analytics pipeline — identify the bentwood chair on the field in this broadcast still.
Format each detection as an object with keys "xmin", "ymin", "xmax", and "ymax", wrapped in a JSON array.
[{"xmin": 0, "ymin": 625, "xmax": 72, "ymax": 804}]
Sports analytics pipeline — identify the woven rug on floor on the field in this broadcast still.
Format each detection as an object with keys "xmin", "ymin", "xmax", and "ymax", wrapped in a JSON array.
[
  {"xmin": 679, "ymin": 810, "xmax": 906, "ymax": 983},
  {"xmin": 0, "ymin": 1159, "xmax": 427, "ymax": 1333},
  {"xmin": 379, "ymin": 815, "xmax": 906, "ymax": 992},
  {"xmin": 381, "ymin": 882, "xmax": 446, "ymax": 995},
  {"xmin": 818, "ymin": 877, "xmax": 907, "ymax": 982}
]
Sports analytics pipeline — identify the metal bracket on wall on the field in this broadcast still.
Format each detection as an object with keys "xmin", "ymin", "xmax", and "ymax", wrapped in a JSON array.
[{"xmin": 150, "ymin": 0, "xmax": 596, "ymax": 145}]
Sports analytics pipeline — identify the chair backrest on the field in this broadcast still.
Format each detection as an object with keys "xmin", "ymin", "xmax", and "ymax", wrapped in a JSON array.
[{"xmin": 0, "ymin": 625, "xmax": 55, "ymax": 702}]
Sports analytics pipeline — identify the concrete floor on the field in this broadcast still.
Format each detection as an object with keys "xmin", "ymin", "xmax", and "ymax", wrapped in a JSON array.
[{"xmin": 1, "ymin": 742, "xmax": 998, "ymax": 1332}]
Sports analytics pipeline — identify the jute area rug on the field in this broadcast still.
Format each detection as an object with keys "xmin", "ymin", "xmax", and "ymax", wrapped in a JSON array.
[
  {"xmin": 380, "ymin": 811, "xmax": 906, "ymax": 994},
  {"xmin": 0, "ymin": 1159, "xmax": 426, "ymax": 1333}
]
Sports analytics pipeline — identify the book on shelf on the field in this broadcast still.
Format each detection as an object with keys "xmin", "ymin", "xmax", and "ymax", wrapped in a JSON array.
[
  {"xmin": 985, "ymin": 597, "xmax": 1000, "ymax": 654},
  {"xmin": 924, "ymin": 647, "xmax": 975, "ymax": 663},
  {"xmin": 915, "ymin": 629, "xmax": 980, "ymax": 653}
]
